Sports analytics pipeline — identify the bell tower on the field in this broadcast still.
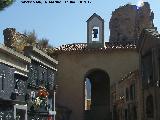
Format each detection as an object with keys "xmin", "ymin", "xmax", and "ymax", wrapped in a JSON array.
[{"xmin": 87, "ymin": 13, "xmax": 105, "ymax": 48}]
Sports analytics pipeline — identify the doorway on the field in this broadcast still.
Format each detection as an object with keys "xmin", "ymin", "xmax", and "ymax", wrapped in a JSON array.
[{"xmin": 84, "ymin": 69, "xmax": 110, "ymax": 120}]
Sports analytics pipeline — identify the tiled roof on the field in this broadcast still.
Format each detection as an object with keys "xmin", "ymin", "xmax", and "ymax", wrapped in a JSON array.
[{"xmin": 53, "ymin": 42, "xmax": 136, "ymax": 53}]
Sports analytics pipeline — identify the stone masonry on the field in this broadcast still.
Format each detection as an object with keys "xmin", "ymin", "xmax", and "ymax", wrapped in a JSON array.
[
  {"xmin": 3, "ymin": 28, "xmax": 28, "ymax": 52},
  {"xmin": 109, "ymin": 2, "xmax": 154, "ymax": 43}
]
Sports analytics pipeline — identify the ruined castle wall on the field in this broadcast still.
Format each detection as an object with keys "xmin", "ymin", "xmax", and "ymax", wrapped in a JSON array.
[
  {"xmin": 3, "ymin": 28, "xmax": 28, "ymax": 52},
  {"xmin": 109, "ymin": 2, "xmax": 153, "ymax": 43}
]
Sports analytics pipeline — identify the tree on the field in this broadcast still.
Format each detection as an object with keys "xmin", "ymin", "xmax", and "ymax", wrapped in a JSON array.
[
  {"xmin": 38, "ymin": 38, "xmax": 49, "ymax": 49},
  {"xmin": 23, "ymin": 30, "xmax": 54, "ymax": 55},
  {"xmin": 0, "ymin": 0, "xmax": 14, "ymax": 11},
  {"xmin": 24, "ymin": 30, "xmax": 37, "ymax": 46}
]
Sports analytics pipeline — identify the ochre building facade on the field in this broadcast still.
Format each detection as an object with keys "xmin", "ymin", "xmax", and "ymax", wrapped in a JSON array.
[{"xmin": 53, "ymin": 2, "xmax": 158, "ymax": 120}]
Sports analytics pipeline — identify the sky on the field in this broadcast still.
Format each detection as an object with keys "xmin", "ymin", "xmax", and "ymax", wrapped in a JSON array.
[{"xmin": 0, "ymin": 0, "xmax": 160, "ymax": 47}]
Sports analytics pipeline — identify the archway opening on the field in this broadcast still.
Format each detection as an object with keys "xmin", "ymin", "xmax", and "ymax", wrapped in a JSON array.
[
  {"xmin": 85, "ymin": 78, "xmax": 91, "ymax": 110},
  {"xmin": 84, "ymin": 69, "xmax": 110, "ymax": 120}
]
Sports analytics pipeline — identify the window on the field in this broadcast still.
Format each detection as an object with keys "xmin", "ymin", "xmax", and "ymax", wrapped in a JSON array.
[
  {"xmin": 40, "ymin": 71, "xmax": 45, "ymax": 85},
  {"xmin": 14, "ymin": 79, "xmax": 19, "ymax": 94},
  {"xmin": 29, "ymin": 63, "xmax": 39, "ymax": 86},
  {"xmin": 125, "ymin": 109, "xmax": 128, "ymax": 120},
  {"xmin": 42, "ymin": 71, "xmax": 45, "ymax": 81},
  {"xmin": 0, "ymin": 73, "xmax": 5, "ymax": 90},
  {"xmin": 113, "ymin": 105, "xmax": 117, "ymax": 120},
  {"xmin": 14, "ymin": 73, "xmax": 27, "ymax": 96},
  {"xmin": 133, "ymin": 106, "xmax": 137, "ymax": 120},
  {"xmin": 126, "ymin": 88, "xmax": 129, "ymax": 101},
  {"xmin": 146, "ymin": 95, "xmax": 154, "ymax": 118},
  {"xmin": 130, "ymin": 84, "xmax": 135, "ymax": 100},
  {"xmin": 147, "ymin": 75, "xmax": 153, "ymax": 85}
]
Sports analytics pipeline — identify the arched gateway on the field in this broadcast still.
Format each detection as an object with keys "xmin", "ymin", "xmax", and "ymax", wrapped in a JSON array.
[
  {"xmin": 84, "ymin": 69, "xmax": 110, "ymax": 120},
  {"xmin": 54, "ymin": 13, "xmax": 139, "ymax": 120}
]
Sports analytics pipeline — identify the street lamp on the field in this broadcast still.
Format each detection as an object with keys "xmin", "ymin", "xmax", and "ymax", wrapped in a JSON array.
[
  {"xmin": 48, "ymin": 85, "xmax": 58, "ymax": 120},
  {"xmin": 53, "ymin": 85, "xmax": 58, "ymax": 120}
]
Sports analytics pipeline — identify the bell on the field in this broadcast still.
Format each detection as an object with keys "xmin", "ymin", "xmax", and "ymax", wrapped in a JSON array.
[{"xmin": 93, "ymin": 29, "xmax": 98, "ymax": 38}]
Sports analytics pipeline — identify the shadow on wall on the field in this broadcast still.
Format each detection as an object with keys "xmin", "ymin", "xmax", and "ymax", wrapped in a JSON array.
[{"xmin": 56, "ymin": 105, "xmax": 72, "ymax": 120}]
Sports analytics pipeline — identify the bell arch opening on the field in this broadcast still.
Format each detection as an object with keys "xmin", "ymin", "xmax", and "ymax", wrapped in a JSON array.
[{"xmin": 84, "ymin": 69, "xmax": 110, "ymax": 120}]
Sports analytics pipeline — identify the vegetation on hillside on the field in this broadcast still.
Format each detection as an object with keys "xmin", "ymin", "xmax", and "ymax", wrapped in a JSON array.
[
  {"xmin": 23, "ymin": 30, "xmax": 55, "ymax": 56},
  {"xmin": 24, "ymin": 30, "xmax": 37, "ymax": 46},
  {"xmin": 6, "ymin": 29, "xmax": 55, "ymax": 57}
]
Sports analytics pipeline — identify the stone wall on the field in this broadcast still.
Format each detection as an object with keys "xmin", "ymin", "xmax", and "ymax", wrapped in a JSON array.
[
  {"xmin": 56, "ymin": 49, "xmax": 139, "ymax": 120},
  {"xmin": 111, "ymin": 70, "xmax": 142, "ymax": 120},
  {"xmin": 2, "ymin": 28, "xmax": 56, "ymax": 58},
  {"xmin": 109, "ymin": 2, "xmax": 154, "ymax": 43}
]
